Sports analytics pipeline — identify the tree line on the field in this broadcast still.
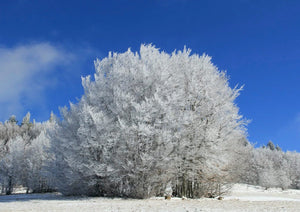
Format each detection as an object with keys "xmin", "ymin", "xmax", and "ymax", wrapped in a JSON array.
[{"xmin": 0, "ymin": 45, "xmax": 299, "ymax": 198}]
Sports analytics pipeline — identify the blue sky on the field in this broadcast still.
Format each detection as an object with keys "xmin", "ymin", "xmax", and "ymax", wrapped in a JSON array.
[{"xmin": 0, "ymin": 0, "xmax": 299, "ymax": 151}]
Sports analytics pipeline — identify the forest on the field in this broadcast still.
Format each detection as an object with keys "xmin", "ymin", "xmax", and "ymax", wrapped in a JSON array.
[{"xmin": 0, "ymin": 45, "xmax": 300, "ymax": 198}]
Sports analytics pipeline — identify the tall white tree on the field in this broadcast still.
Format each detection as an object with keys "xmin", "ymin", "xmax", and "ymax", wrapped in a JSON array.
[{"xmin": 49, "ymin": 44, "xmax": 248, "ymax": 198}]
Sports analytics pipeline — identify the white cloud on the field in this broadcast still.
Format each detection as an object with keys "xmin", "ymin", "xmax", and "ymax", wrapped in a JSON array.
[{"xmin": 0, "ymin": 42, "xmax": 74, "ymax": 121}]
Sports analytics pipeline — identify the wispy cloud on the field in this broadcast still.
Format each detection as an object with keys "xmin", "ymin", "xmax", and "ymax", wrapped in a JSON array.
[{"xmin": 0, "ymin": 42, "xmax": 78, "ymax": 121}]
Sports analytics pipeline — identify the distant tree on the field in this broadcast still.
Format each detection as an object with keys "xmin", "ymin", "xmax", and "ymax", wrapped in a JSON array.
[
  {"xmin": 21, "ymin": 112, "xmax": 31, "ymax": 126},
  {"xmin": 0, "ymin": 112, "xmax": 55, "ymax": 194},
  {"xmin": 49, "ymin": 111, "xmax": 55, "ymax": 123},
  {"xmin": 276, "ymin": 145, "xmax": 282, "ymax": 151},
  {"xmin": 267, "ymin": 141, "xmax": 275, "ymax": 151},
  {"xmin": 285, "ymin": 151, "xmax": 300, "ymax": 189},
  {"xmin": 8, "ymin": 115, "xmax": 17, "ymax": 124},
  {"xmin": 241, "ymin": 146, "xmax": 297, "ymax": 190}
]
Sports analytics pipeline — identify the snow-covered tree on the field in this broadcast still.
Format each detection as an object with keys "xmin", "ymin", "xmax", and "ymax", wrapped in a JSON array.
[
  {"xmin": 286, "ymin": 151, "xmax": 300, "ymax": 189},
  {"xmin": 49, "ymin": 44, "xmax": 248, "ymax": 198},
  {"xmin": 267, "ymin": 141, "xmax": 275, "ymax": 151},
  {"xmin": 0, "ymin": 113, "xmax": 56, "ymax": 194},
  {"xmin": 241, "ymin": 145, "xmax": 299, "ymax": 190}
]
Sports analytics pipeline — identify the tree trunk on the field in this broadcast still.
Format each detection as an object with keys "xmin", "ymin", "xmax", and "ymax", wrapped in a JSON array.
[{"xmin": 6, "ymin": 176, "xmax": 13, "ymax": 195}]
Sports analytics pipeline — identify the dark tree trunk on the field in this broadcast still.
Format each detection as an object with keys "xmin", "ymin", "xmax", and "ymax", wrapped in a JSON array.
[{"xmin": 6, "ymin": 176, "xmax": 13, "ymax": 195}]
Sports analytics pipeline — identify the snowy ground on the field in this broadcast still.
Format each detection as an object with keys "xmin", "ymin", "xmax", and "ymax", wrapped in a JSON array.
[{"xmin": 1, "ymin": 184, "xmax": 300, "ymax": 212}]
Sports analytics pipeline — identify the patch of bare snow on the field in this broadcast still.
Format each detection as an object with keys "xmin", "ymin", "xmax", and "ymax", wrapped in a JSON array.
[
  {"xmin": 225, "ymin": 183, "xmax": 300, "ymax": 202},
  {"xmin": 0, "ymin": 184, "xmax": 300, "ymax": 211}
]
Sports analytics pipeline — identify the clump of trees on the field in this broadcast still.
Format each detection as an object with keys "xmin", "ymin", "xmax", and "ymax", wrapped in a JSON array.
[
  {"xmin": 240, "ymin": 141, "xmax": 300, "ymax": 190},
  {"xmin": 0, "ymin": 113, "xmax": 56, "ymax": 194},
  {"xmin": 0, "ymin": 45, "xmax": 300, "ymax": 198}
]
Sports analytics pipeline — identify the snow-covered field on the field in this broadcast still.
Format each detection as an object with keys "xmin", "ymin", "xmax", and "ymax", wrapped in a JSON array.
[{"xmin": 1, "ymin": 184, "xmax": 300, "ymax": 212}]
